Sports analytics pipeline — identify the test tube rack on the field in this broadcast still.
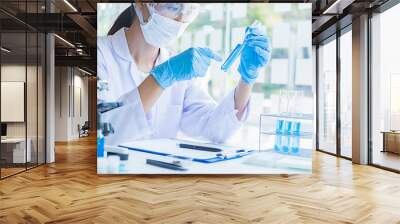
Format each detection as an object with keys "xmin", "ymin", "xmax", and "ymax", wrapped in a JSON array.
[{"xmin": 258, "ymin": 113, "xmax": 314, "ymax": 153}]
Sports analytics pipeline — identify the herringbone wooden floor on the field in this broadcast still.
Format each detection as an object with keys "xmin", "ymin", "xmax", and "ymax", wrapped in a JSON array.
[{"xmin": 1, "ymin": 135, "xmax": 400, "ymax": 224}]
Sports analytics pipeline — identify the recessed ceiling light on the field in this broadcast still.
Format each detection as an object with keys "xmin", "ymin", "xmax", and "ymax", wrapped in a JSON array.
[
  {"xmin": 54, "ymin": 34, "xmax": 75, "ymax": 48},
  {"xmin": 63, "ymin": 0, "xmax": 78, "ymax": 12},
  {"xmin": 78, "ymin": 67, "xmax": 92, "ymax": 76},
  {"xmin": 1, "ymin": 47, "xmax": 11, "ymax": 53},
  {"xmin": 322, "ymin": 0, "xmax": 354, "ymax": 15}
]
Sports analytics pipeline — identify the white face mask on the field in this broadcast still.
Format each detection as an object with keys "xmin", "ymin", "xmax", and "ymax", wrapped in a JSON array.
[{"xmin": 134, "ymin": 4, "xmax": 189, "ymax": 48}]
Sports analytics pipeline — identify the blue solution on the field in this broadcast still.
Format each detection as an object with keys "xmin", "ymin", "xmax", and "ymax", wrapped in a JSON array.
[
  {"xmin": 274, "ymin": 134, "xmax": 283, "ymax": 152},
  {"xmin": 284, "ymin": 120, "xmax": 292, "ymax": 134},
  {"xmin": 275, "ymin": 119, "xmax": 284, "ymax": 134},
  {"xmin": 292, "ymin": 121, "xmax": 301, "ymax": 134},
  {"xmin": 221, "ymin": 44, "xmax": 245, "ymax": 72},
  {"xmin": 290, "ymin": 122, "xmax": 301, "ymax": 154},
  {"xmin": 97, "ymin": 132, "xmax": 105, "ymax": 158},
  {"xmin": 120, "ymin": 155, "xmax": 129, "ymax": 172},
  {"xmin": 221, "ymin": 20, "xmax": 262, "ymax": 72},
  {"xmin": 274, "ymin": 119, "xmax": 285, "ymax": 152},
  {"xmin": 281, "ymin": 120, "xmax": 292, "ymax": 153},
  {"xmin": 290, "ymin": 136, "xmax": 300, "ymax": 154},
  {"xmin": 281, "ymin": 135, "xmax": 290, "ymax": 153}
]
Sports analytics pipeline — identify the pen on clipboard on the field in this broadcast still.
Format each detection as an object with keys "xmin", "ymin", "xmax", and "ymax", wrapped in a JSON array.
[
  {"xmin": 146, "ymin": 159, "xmax": 188, "ymax": 171},
  {"xmin": 216, "ymin": 149, "xmax": 249, "ymax": 159},
  {"xmin": 178, "ymin": 143, "xmax": 222, "ymax": 152}
]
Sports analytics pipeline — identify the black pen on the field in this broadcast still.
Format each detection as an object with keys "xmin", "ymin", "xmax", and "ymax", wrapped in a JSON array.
[
  {"xmin": 178, "ymin": 143, "xmax": 222, "ymax": 152},
  {"xmin": 146, "ymin": 159, "xmax": 187, "ymax": 171}
]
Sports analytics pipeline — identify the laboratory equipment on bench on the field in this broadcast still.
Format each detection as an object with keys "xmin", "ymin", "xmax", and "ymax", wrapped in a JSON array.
[
  {"xmin": 259, "ymin": 113, "xmax": 313, "ymax": 157},
  {"xmin": 119, "ymin": 138, "xmax": 254, "ymax": 164},
  {"xmin": 281, "ymin": 120, "xmax": 292, "ymax": 153},
  {"xmin": 290, "ymin": 121, "xmax": 301, "ymax": 154},
  {"xmin": 107, "ymin": 155, "xmax": 120, "ymax": 174},
  {"xmin": 274, "ymin": 119, "xmax": 284, "ymax": 151},
  {"xmin": 107, "ymin": 148, "xmax": 129, "ymax": 172},
  {"xmin": 178, "ymin": 143, "xmax": 222, "ymax": 152},
  {"xmin": 97, "ymin": 79, "xmax": 123, "ymax": 159},
  {"xmin": 221, "ymin": 20, "xmax": 264, "ymax": 72},
  {"xmin": 146, "ymin": 159, "xmax": 188, "ymax": 171}
]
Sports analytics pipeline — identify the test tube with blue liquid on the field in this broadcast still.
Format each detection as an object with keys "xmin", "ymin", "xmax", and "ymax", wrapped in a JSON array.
[
  {"xmin": 281, "ymin": 120, "xmax": 292, "ymax": 153},
  {"xmin": 274, "ymin": 119, "xmax": 284, "ymax": 152},
  {"xmin": 97, "ymin": 131, "xmax": 105, "ymax": 158},
  {"xmin": 290, "ymin": 121, "xmax": 301, "ymax": 154},
  {"xmin": 221, "ymin": 21, "xmax": 263, "ymax": 72}
]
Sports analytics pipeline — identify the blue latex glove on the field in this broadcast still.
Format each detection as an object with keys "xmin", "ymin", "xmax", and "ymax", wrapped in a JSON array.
[
  {"xmin": 151, "ymin": 47, "xmax": 222, "ymax": 88},
  {"xmin": 238, "ymin": 26, "xmax": 271, "ymax": 84}
]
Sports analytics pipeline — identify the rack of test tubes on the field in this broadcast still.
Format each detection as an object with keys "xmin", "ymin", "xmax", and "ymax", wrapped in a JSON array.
[{"xmin": 258, "ymin": 113, "xmax": 314, "ymax": 156}]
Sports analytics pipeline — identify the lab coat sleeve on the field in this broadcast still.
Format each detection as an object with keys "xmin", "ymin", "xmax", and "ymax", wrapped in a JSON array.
[
  {"xmin": 97, "ymin": 41, "xmax": 151, "ymax": 145},
  {"xmin": 179, "ymin": 84, "xmax": 250, "ymax": 143}
]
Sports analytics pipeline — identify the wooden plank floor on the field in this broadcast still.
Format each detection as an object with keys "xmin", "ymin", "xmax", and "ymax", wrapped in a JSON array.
[{"xmin": 1, "ymin": 135, "xmax": 400, "ymax": 224}]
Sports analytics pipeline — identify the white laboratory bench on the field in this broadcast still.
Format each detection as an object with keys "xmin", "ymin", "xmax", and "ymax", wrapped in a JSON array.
[
  {"xmin": 98, "ymin": 151, "xmax": 311, "ymax": 175},
  {"xmin": 98, "ymin": 136, "xmax": 312, "ymax": 175}
]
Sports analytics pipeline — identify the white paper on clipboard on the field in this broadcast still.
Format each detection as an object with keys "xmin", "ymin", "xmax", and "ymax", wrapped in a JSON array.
[{"xmin": 119, "ymin": 138, "xmax": 244, "ymax": 160}]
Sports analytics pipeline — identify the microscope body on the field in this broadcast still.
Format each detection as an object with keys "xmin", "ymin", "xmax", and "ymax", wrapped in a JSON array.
[{"xmin": 97, "ymin": 79, "xmax": 123, "ymax": 157}]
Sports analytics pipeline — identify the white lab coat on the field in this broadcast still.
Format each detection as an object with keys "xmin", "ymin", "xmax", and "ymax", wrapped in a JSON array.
[{"xmin": 97, "ymin": 28, "xmax": 250, "ymax": 145}]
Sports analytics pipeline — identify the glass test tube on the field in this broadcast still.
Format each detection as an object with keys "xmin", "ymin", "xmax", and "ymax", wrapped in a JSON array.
[
  {"xmin": 281, "ymin": 120, "xmax": 292, "ymax": 153},
  {"xmin": 221, "ymin": 44, "xmax": 244, "ymax": 72},
  {"xmin": 220, "ymin": 21, "xmax": 262, "ymax": 72},
  {"xmin": 290, "ymin": 121, "xmax": 301, "ymax": 154},
  {"xmin": 274, "ymin": 119, "xmax": 285, "ymax": 152}
]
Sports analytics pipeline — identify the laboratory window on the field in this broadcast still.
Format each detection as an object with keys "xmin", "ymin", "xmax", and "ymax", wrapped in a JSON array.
[
  {"xmin": 317, "ymin": 37, "xmax": 337, "ymax": 155},
  {"xmin": 370, "ymin": 3, "xmax": 400, "ymax": 171}
]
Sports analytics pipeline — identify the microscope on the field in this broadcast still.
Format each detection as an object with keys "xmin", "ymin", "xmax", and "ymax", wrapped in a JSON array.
[{"xmin": 97, "ymin": 79, "xmax": 123, "ymax": 157}]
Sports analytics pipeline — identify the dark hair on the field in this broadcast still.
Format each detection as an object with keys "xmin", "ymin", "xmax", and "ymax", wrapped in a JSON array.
[{"xmin": 108, "ymin": 4, "xmax": 136, "ymax": 36}]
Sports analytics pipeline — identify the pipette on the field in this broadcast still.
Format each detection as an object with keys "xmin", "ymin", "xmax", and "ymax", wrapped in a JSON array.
[{"xmin": 221, "ymin": 20, "xmax": 263, "ymax": 72}]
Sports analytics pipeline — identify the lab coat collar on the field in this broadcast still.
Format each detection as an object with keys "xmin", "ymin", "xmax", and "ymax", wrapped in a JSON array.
[
  {"xmin": 111, "ymin": 27, "xmax": 170, "ymax": 86},
  {"xmin": 110, "ymin": 27, "xmax": 170, "ymax": 65},
  {"xmin": 110, "ymin": 28, "xmax": 132, "ymax": 62}
]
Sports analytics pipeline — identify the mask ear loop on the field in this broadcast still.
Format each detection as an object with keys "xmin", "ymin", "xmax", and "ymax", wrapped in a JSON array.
[{"xmin": 133, "ymin": 2, "xmax": 152, "ymax": 25}]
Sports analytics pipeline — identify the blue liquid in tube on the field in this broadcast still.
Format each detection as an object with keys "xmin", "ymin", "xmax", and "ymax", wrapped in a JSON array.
[
  {"xmin": 274, "ymin": 119, "xmax": 285, "ymax": 152},
  {"xmin": 284, "ymin": 120, "xmax": 292, "ymax": 134},
  {"xmin": 221, "ymin": 20, "xmax": 262, "ymax": 72},
  {"xmin": 281, "ymin": 120, "xmax": 292, "ymax": 153},
  {"xmin": 292, "ymin": 121, "xmax": 301, "ymax": 134},
  {"xmin": 97, "ymin": 132, "xmax": 105, "ymax": 158},
  {"xmin": 290, "ymin": 122, "xmax": 301, "ymax": 154},
  {"xmin": 282, "ymin": 135, "xmax": 290, "ymax": 153},
  {"xmin": 290, "ymin": 135, "xmax": 300, "ymax": 154},
  {"xmin": 275, "ymin": 119, "xmax": 284, "ymax": 134},
  {"xmin": 221, "ymin": 44, "xmax": 245, "ymax": 72},
  {"xmin": 274, "ymin": 134, "xmax": 283, "ymax": 152}
]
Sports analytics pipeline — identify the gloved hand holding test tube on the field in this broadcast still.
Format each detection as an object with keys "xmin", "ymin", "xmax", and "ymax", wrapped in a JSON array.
[{"xmin": 220, "ymin": 20, "xmax": 268, "ymax": 73}]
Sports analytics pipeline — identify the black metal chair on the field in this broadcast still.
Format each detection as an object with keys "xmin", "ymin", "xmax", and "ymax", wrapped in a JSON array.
[{"xmin": 78, "ymin": 121, "xmax": 90, "ymax": 138}]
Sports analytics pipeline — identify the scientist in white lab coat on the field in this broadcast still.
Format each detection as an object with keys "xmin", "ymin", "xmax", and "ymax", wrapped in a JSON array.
[{"xmin": 97, "ymin": 2, "xmax": 271, "ymax": 145}]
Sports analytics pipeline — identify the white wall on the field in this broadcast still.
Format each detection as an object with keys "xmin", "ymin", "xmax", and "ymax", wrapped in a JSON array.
[
  {"xmin": 55, "ymin": 66, "xmax": 69, "ymax": 141},
  {"xmin": 1, "ymin": 64, "xmax": 46, "ymax": 163},
  {"xmin": 55, "ymin": 67, "xmax": 89, "ymax": 141},
  {"xmin": 1, "ymin": 65, "xmax": 32, "ymax": 138},
  {"xmin": 1, "ymin": 82, "xmax": 25, "ymax": 122},
  {"xmin": 72, "ymin": 73, "xmax": 89, "ymax": 138}
]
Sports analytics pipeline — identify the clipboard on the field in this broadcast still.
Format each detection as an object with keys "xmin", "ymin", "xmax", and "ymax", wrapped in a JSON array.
[{"xmin": 119, "ymin": 138, "xmax": 254, "ymax": 164}]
